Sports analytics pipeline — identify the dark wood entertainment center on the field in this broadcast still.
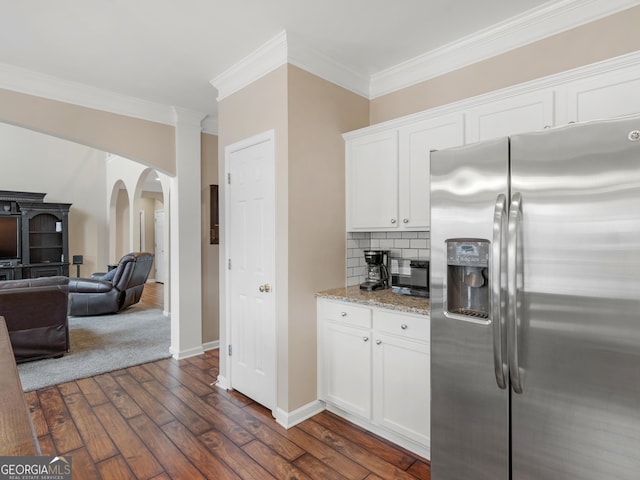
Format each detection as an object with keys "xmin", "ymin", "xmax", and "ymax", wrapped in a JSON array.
[{"xmin": 0, "ymin": 191, "xmax": 71, "ymax": 280}]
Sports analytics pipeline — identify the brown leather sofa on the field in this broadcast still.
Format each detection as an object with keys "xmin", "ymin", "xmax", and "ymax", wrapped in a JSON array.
[
  {"xmin": 0, "ymin": 276, "xmax": 70, "ymax": 363},
  {"xmin": 68, "ymin": 252, "xmax": 154, "ymax": 316}
]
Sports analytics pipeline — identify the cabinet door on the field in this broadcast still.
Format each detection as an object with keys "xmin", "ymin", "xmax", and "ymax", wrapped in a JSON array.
[
  {"xmin": 565, "ymin": 67, "xmax": 640, "ymax": 123},
  {"xmin": 466, "ymin": 91, "xmax": 554, "ymax": 143},
  {"xmin": 323, "ymin": 321, "xmax": 372, "ymax": 419},
  {"xmin": 346, "ymin": 130, "xmax": 399, "ymax": 231},
  {"xmin": 373, "ymin": 331, "xmax": 430, "ymax": 446},
  {"xmin": 398, "ymin": 114, "xmax": 464, "ymax": 230}
]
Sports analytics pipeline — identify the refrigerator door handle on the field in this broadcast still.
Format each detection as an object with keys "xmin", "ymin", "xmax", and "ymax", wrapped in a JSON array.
[
  {"xmin": 508, "ymin": 192, "xmax": 524, "ymax": 394},
  {"xmin": 491, "ymin": 194, "xmax": 508, "ymax": 389}
]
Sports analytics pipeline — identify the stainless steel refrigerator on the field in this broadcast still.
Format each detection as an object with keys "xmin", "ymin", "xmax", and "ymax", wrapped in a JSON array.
[{"xmin": 430, "ymin": 115, "xmax": 640, "ymax": 480}]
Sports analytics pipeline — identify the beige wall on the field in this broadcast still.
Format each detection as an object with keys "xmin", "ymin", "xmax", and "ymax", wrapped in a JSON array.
[
  {"xmin": 217, "ymin": 65, "xmax": 290, "ymax": 408},
  {"xmin": 0, "ymin": 88, "xmax": 176, "ymax": 174},
  {"xmin": 201, "ymin": 132, "xmax": 219, "ymax": 344},
  {"xmin": 115, "ymin": 188, "xmax": 130, "ymax": 260},
  {"xmin": 218, "ymin": 64, "xmax": 369, "ymax": 413},
  {"xmin": 286, "ymin": 65, "xmax": 369, "ymax": 409},
  {"xmin": 371, "ymin": 5, "xmax": 640, "ymax": 124},
  {"xmin": 140, "ymin": 195, "xmax": 158, "ymax": 277},
  {"xmin": 0, "ymin": 123, "xmax": 108, "ymax": 276}
]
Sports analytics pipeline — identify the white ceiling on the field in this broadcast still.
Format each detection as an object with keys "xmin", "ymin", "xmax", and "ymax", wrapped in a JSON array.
[{"xmin": 0, "ymin": 0, "xmax": 628, "ymax": 126}]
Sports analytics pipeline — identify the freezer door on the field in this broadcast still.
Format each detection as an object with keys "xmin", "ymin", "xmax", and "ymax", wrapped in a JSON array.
[
  {"xmin": 510, "ymin": 116, "xmax": 640, "ymax": 479},
  {"xmin": 430, "ymin": 138, "xmax": 509, "ymax": 480}
]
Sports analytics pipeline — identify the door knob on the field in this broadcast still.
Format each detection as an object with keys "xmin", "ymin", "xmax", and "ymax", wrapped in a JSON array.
[{"xmin": 259, "ymin": 284, "xmax": 271, "ymax": 293}]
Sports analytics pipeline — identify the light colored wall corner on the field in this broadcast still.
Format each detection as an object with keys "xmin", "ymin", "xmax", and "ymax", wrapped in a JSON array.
[
  {"xmin": 0, "ymin": 88, "xmax": 176, "ymax": 174},
  {"xmin": 0, "ymin": 122, "xmax": 108, "ymax": 276},
  {"xmin": 114, "ymin": 188, "xmax": 130, "ymax": 260},
  {"xmin": 216, "ymin": 65, "xmax": 289, "ymax": 410},
  {"xmin": 370, "ymin": 5, "xmax": 640, "ymax": 124},
  {"xmin": 286, "ymin": 65, "xmax": 369, "ymax": 412},
  {"xmin": 139, "ymin": 196, "xmax": 157, "ymax": 277},
  {"xmin": 201, "ymin": 132, "xmax": 220, "ymax": 345}
]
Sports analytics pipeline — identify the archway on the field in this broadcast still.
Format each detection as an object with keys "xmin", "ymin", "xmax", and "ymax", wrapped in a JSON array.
[{"xmin": 133, "ymin": 168, "xmax": 170, "ymax": 314}]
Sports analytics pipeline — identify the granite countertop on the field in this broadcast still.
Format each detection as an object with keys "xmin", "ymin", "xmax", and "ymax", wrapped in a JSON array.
[{"xmin": 317, "ymin": 285, "xmax": 430, "ymax": 316}]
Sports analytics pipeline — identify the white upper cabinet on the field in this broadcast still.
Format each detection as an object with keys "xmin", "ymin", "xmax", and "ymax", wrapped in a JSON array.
[
  {"xmin": 346, "ymin": 130, "xmax": 399, "ymax": 231},
  {"xmin": 398, "ymin": 114, "xmax": 465, "ymax": 230},
  {"xmin": 565, "ymin": 66, "xmax": 640, "ymax": 123},
  {"xmin": 345, "ymin": 53, "xmax": 640, "ymax": 232},
  {"xmin": 346, "ymin": 113, "xmax": 464, "ymax": 232},
  {"xmin": 465, "ymin": 90, "xmax": 555, "ymax": 142}
]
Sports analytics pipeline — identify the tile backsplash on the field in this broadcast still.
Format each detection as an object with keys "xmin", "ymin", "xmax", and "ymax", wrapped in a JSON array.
[{"xmin": 347, "ymin": 231, "xmax": 430, "ymax": 286}]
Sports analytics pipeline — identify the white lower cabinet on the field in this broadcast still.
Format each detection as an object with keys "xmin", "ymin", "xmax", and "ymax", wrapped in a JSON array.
[
  {"xmin": 323, "ymin": 321, "xmax": 372, "ymax": 419},
  {"xmin": 373, "ymin": 331, "xmax": 430, "ymax": 446},
  {"xmin": 318, "ymin": 298, "xmax": 430, "ymax": 458}
]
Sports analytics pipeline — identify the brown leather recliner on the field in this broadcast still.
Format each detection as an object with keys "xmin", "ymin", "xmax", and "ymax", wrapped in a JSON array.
[
  {"xmin": 0, "ymin": 276, "xmax": 70, "ymax": 363},
  {"xmin": 68, "ymin": 252, "xmax": 154, "ymax": 316}
]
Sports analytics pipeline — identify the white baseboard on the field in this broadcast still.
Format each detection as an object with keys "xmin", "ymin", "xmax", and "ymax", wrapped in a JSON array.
[
  {"xmin": 215, "ymin": 374, "xmax": 230, "ymax": 390},
  {"xmin": 274, "ymin": 400, "xmax": 326, "ymax": 429},
  {"xmin": 202, "ymin": 340, "xmax": 219, "ymax": 352},
  {"xmin": 170, "ymin": 345, "xmax": 205, "ymax": 360}
]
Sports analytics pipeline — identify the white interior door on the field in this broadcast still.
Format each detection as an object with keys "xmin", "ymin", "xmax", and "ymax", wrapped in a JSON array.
[
  {"xmin": 154, "ymin": 210, "xmax": 164, "ymax": 283},
  {"xmin": 227, "ymin": 132, "xmax": 276, "ymax": 410}
]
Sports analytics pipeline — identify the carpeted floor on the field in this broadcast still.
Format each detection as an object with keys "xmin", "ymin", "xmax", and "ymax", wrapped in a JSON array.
[{"xmin": 17, "ymin": 303, "xmax": 171, "ymax": 391}]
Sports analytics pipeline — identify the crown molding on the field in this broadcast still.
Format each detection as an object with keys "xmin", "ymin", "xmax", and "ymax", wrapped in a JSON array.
[
  {"xmin": 0, "ymin": 0, "xmax": 635, "ymax": 132},
  {"xmin": 369, "ymin": 0, "xmax": 640, "ymax": 98},
  {"xmin": 172, "ymin": 106, "xmax": 209, "ymax": 129},
  {"xmin": 201, "ymin": 116, "xmax": 219, "ymax": 135},
  {"xmin": 0, "ymin": 62, "xmax": 178, "ymax": 125},
  {"xmin": 211, "ymin": 30, "xmax": 288, "ymax": 101},
  {"xmin": 345, "ymin": 50, "xmax": 640, "ymax": 139},
  {"xmin": 211, "ymin": 29, "xmax": 371, "ymax": 101},
  {"xmin": 287, "ymin": 33, "xmax": 370, "ymax": 98}
]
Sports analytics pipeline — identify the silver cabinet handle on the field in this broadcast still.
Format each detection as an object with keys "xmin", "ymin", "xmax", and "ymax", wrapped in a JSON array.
[
  {"xmin": 340, "ymin": 312, "xmax": 347, "ymax": 317},
  {"xmin": 492, "ymin": 194, "xmax": 508, "ymax": 390},
  {"xmin": 259, "ymin": 284, "xmax": 271, "ymax": 293},
  {"xmin": 363, "ymin": 337, "xmax": 369, "ymax": 342},
  {"xmin": 508, "ymin": 192, "xmax": 524, "ymax": 394},
  {"xmin": 376, "ymin": 340, "xmax": 382, "ymax": 345},
  {"xmin": 403, "ymin": 218, "xmax": 409, "ymax": 224},
  {"xmin": 400, "ymin": 324, "xmax": 408, "ymax": 330},
  {"xmin": 390, "ymin": 219, "xmax": 397, "ymax": 224}
]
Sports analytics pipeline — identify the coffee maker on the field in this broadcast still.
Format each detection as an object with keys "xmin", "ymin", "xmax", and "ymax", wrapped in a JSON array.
[{"xmin": 360, "ymin": 250, "xmax": 390, "ymax": 291}]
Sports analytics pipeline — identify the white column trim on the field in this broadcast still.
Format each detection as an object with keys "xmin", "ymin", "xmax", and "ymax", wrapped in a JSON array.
[{"xmin": 169, "ymin": 107, "xmax": 207, "ymax": 359}]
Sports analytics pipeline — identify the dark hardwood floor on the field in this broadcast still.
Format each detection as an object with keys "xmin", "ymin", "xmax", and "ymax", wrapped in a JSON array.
[
  {"xmin": 141, "ymin": 281, "xmax": 164, "ymax": 310},
  {"xmin": 25, "ymin": 282, "xmax": 430, "ymax": 479}
]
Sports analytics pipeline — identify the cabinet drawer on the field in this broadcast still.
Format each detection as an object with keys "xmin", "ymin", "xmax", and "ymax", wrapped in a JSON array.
[
  {"xmin": 321, "ymin": 300, "xmax": 371, "ymax": 328},
  {"xmin": 373, "ymin": 309, "xmax": 429, "ymax": 342}
]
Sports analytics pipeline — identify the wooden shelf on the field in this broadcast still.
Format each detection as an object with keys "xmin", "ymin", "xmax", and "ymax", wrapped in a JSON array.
[{"xmin": 0, "ymin": 190, "xmax": 71, "ymax": 279}]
